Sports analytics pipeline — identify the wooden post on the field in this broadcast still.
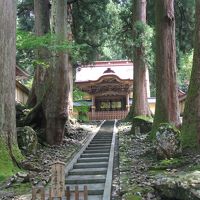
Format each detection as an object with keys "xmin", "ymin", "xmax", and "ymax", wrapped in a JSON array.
[
  {"xmin": 32, "ymin": 186, "xmax": 45, "ymax": 200},
  {"xmin": 40, "ymin": 187, "xmax": 45, "ymax": 200},
  {"xmin": 50, "ymin": 160, "xmax": 65, "ymax": 199},
  {"xmin": 75, "ymin": 186, "xmax": 79, "ymax": 200},
  {"xmin": 84, "ymin": 185, "xmax": 88, "ymax": 200},
  {"xmin": 65, "ymin": 186, "xmax": 70, "ymax": 200},
  {"xmin": 32, "ymin": 187, "xmax": 37, "ymax": 200},
  {"xmin": 49, "ymin": 187, "xmax": 53, "ymax": 200}
]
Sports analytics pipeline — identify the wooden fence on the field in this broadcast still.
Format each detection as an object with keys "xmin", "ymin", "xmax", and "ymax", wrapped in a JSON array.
[
  {"xmin": 32, "ymin": 161, "xmax": 88, "ymax": 200},
  {"xmin": 32, "ymin": 185, "xmax": 88, "ymax": 200},
  {"xmin": 88, "ymin": 110, "xmax": 128, "ymax": 120}
]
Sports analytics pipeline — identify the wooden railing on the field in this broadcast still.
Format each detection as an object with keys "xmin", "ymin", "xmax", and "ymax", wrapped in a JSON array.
[{"xmin": 88, "ymin": 110, "xmax": 128, "ymax": 120}]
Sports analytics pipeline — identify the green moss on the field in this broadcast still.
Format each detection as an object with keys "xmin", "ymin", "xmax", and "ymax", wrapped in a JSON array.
[
  {"xmin": 181, "ymin": 122, "xmax": 198, "ymax": 149},
  {"xmin": 0, "ymin": 137, "xmax": 23, "ymax": 182},
  {"xmin": 134, "ymin": 115, "xmax": 153, "ymax": 123},
  {"xmin": 124, "ymin": 193, "xmax": 142, "ymax": 200},
  {"xmin": 123, "ymin": 185, "xmax": 153, "ymax": 200},
  {"xmin": 131, "ymin": 115, "xmax": 153, "ymax": 134},
  {"xmin": 150, "ymin": 158, "xmax": 184, "ymax": 170},
  {"xmin": 148, "ymin": 169, "xmax": 165, "ymax": 176},
  {"xmin": 4, "ymin": 182, "xmax": 31, "ymax": 195},
  {"xmin": 150, "ymin": 123, "xmax": 180, "ymax": 140}
]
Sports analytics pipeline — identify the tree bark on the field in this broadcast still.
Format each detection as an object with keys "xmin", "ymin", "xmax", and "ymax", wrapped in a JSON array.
[
  {"xmin": 152, "ymin": 0, "xmax": 180, "ymax": 134},
  {"xmin": 26, "ymin": 0, "xmax": 50, "ymax": 129},
  {"xmin": 132, "ymin": 0, "xmax": 151, "ymax": 117},
  {"xmin": 0, "ymin": 1, "xmax": 22, "ymax": 170},
  {"xmin": 181, "ymin": 0, "xmax": 200, "ymax": 149},
  {"xmin": 45, "ymin": 0, "xmax": 69, "ymax": 145},
  {"xmin": 27, "ymin": 0, "xmax": 70, "ymax": 145},
  {"xmin": 0, "ymin": 1, "xmax": 17, "ymax": 144}
]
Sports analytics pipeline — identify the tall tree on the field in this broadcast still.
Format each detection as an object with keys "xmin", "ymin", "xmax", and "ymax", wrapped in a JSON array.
[
  {"xmin": 132, "ymin": 0, "xmax": 151, "ymax": 117},
  {"xmin": 27, "ymin": 0, "xmax": 69, "ymax": 145},
  {"xmin": 181, "ymin": 0, "xmax": 200, "ymax": 149},
  {"xmin": 45, "ymin": 0, "xmax": 69, "ymax": 145},
  {"xmin": 152, "ymin": 0, "xmax": 180, "ymax": 134},
  {"xmin": 0, "ymin": 0, "xmax": 22, "ymax": 177}
]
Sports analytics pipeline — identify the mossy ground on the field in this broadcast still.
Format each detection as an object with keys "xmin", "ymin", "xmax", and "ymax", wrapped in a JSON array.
[
  {"xmin": 3, "ymin": 183, "xmax": 31, "ymax": 196},
  {"xmin": 0, "ymin": 137, "xmax": 24, "ymax": 182}
]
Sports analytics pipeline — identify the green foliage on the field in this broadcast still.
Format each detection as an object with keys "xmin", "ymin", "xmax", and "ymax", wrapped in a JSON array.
[
  {"xmin": 16, "ymin": 30, "xmax": 87, "ymax": 73},
  {"xmin": 72, "ymin": 0, "xmax": 111, "ymax": 62},
  {"xmin": 17, "ymin": 30, "xmax": 79, "ymax": 53},
  {"xmin": 17, "ymin": 0, "xmax": 34, "ymax": 31},
  {"xmin": 175, "ymin": 0, "xmax": 195, "ymax": 54},
  {"xmin": 133, "ymin": 21, "xmax": 154, "ymax": 65},
  {"xmin": 74, "ymin": 105, "xmax": 89, "ymax": 122},
  {"xmin": 73, "ymin": 87, "xmax": 87, "ymax": 101},
  {"xmin": 177, "ymin": 51, "xmax": 193, "ymax": 92}
]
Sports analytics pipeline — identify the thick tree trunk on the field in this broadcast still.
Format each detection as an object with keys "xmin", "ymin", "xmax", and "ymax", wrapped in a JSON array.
[
  {"xmin": 132, "ymin": 0, "xmax": 151, "ymax": 117},
  {"xmin": 181, "ymin": 0, "xmax": 200, "ymax": 149},
  {"xmin": 0, "ymin": 1, "xmax": 16, "ymax": 144},
  {"xmin": 27, "ymin": 0, "xmax": 70, "ymax": 145},
  {"xmin": 0, "ymin": 1, "xmax": 22, "ymax": 174},
  {"xmin": 152, "ymin": 0, "xmax": 180, "ymax": 134},
  {"xmin": 26, "ymin": 0, "xmax": 50, "ymax": 129},
  {"xmin": 45, "ymin": 0, "xmax": 69, "ymax": 145}
]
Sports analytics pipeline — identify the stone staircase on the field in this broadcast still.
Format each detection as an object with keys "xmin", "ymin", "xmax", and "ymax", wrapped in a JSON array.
[{"xmin": 65, "ymin": 121, "xmax": 115, "ymax": 200}]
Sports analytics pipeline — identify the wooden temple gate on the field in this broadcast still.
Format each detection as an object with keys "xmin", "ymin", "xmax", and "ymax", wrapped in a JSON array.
[{"xmin": 88, "ymin": 110, "xmax": 128, "ymax": 120}]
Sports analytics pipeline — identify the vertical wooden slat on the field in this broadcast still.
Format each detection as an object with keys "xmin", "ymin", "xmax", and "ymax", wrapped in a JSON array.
[
  {"xmin": 65, "ymin": 186, "xmax": 70, "ymax": 200},
  {"xmin": 40, "ymin": 187, "xmax": 45, "ymax": 200},
  {"xmin": 49, "ymin": 187, "xmax": 53, "ymax": 200},
  {"xmin": 32, "ymin": 187, "xmax": 36, "ymax": 200},
  {"xmin": 84, "ymin": 185, "xmax": 88, "ymax": 200},
  {"xmin": 75, "ymin": 186, "xmax": 79, "ymax": 200}
]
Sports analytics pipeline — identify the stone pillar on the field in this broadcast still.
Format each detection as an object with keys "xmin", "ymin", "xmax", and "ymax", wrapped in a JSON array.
[
  {"xmin": 91, "ymin": 95, "xmax": 96, "ymax": 120},
  {"xmin": 146, "ymin": 68, "xmax": 151, "ymax": 98},
  {"xmin": 126, "ymin": 94, "xmax": 130, "ymax": 111}
]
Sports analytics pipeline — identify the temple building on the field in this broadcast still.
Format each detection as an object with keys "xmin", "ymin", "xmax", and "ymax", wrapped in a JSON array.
[
  {"xmin": 15, "ymin": 66, "xmax": 29, "ymax": 104},
  {"xmin": 75, "ymin": 60, "xmax": 152, "ymax": 120}
]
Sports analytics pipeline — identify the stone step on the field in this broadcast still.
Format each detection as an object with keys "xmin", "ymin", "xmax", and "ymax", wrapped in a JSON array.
[
  {"xmin": 94, "ymin": 135, "xmax": 112, "ymax": 137},
  {"xmin": 88, "ymin": 144, "xmax": 111, "ymax": 147},
  {"xmin": 94, "ymin": 136, "xmax": 112, "ymax": 138},
  {"xmin": 66, "ymin": 183, "xmax": 105, "ymax": 195},
  {"xmin": 73, "ymin": 162, "xmax": 108, "ymax": 169},
  {"xmin": 65, "ymin": 175, "xmax": 106, "ymax": 184},
  {"xmin": 77, "ymin": 157, "xmax": 109, "ymax": 163},
  {"xmin": 84, "ymin": 149, "xmax": 110, "ymax": 153},
  {"xmin": 81, "ymin": 153, "xmax": 109, "ymax": 158},
  {"xmin": 68, "ymin": 168, "xmax": 107, "ymax": 175},
  {"xmin": 86, "ymin": 146, "xmax": 110, "ymax": 150},
  {"xmin": 90, "ymin": 141, "xmax": 112, "ymax": 144},
  {"xmin": 66, "ymin": 194, "xmax": 103, "ymax": 200}
]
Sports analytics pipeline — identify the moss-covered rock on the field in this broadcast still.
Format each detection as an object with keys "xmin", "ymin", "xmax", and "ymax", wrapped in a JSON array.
[
  {"xmin": 131, "ymin": 115, "xmax": 153, "ymax": 134},
  {"xmin": 155, "ymin": 124, "xmax": 182, "ymax": 159},
  {"xmin": 154, "ymin": 171, "xmax": 200, "ymax": 200},
  {"xmin": 17, "ymin": 126, "xmax": 38, "ymax": 155}
]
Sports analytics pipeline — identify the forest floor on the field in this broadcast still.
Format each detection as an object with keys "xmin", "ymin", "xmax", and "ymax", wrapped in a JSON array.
[
  {"xmin": 0, "ymin": 121, "xmax": 100, "ymax": 200},
  {"xmin": 117, "ymin": 121, "xmax": 200, "ymax": 200},
  {"xmin": 1, "ymin": 121, "xmax": 200, "ymax": 200}
]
